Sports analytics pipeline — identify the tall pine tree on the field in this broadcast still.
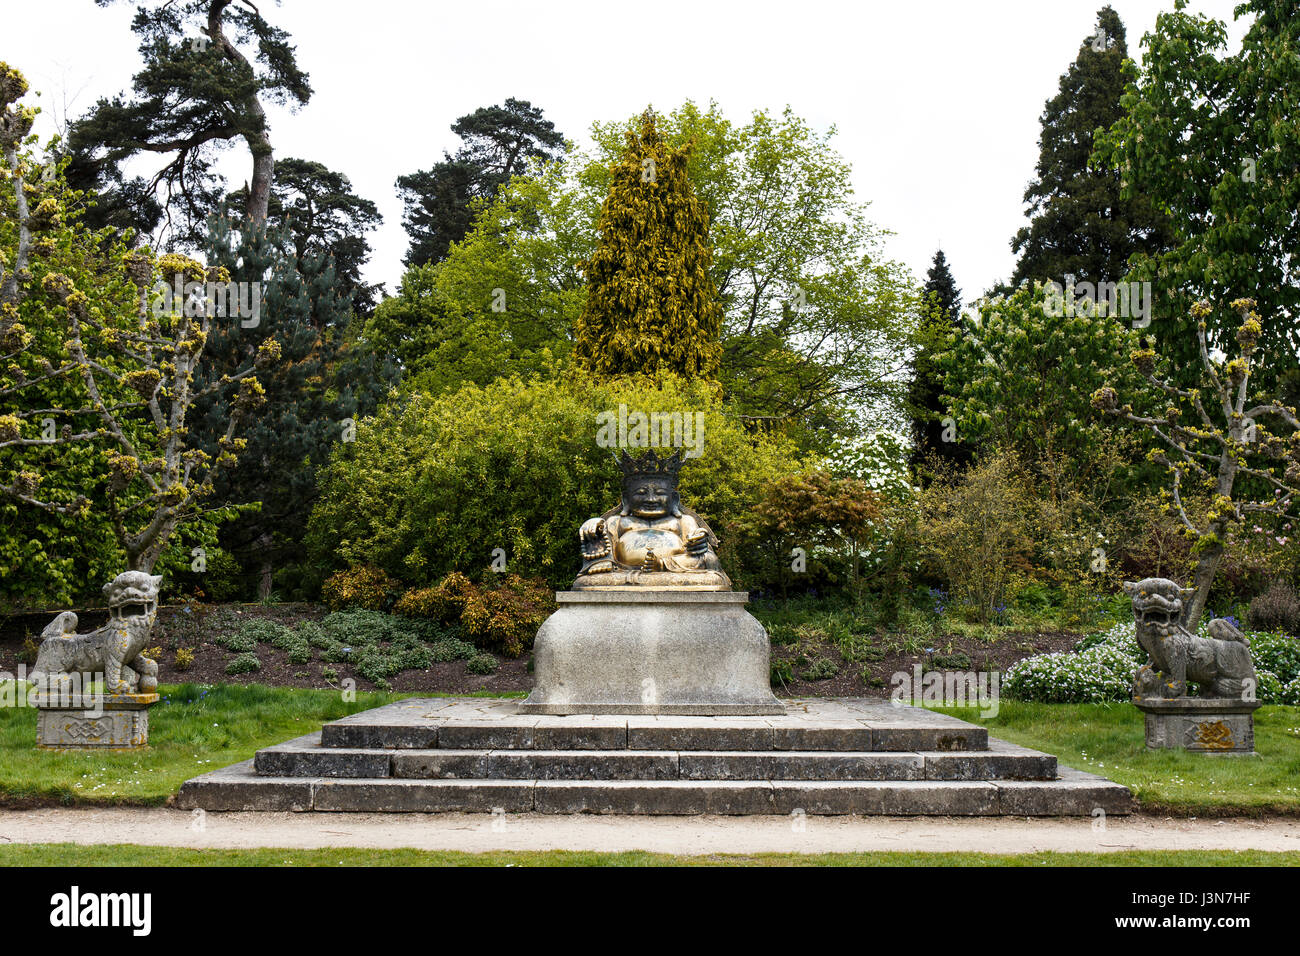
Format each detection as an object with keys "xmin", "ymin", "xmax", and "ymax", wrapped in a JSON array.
[
  {"xmin": 188, "ymin": 214, "xmax": 396, "ymax": 599},
  {"xmin": 574, "ymin": 110, "xmax": 721, "ymax": 380},
  {"xmin": 68, "ymin": 0, "xmax": 312, "ymax": 247},
  {"xmin": 1008, "ymin": 6, "xmax": 1172, "ymax": 289},
  {"xmin": 907, "ymin": 250, "xmax": 969, "ymax": 471},
  {"xmin": 397, "ymin": 98, "xmax": 564, "ymax": 267}
]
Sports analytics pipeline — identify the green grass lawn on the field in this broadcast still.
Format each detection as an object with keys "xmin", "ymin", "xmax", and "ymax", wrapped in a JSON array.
[
  {"xmin": 932, "ymin": 700, "xmax": 1300, "ymax": 814},
  {"xmin": 0, "ymin": 682, "xmax": 415, "ymax": 805},
  {"xmin": 2, "ymin": 844, "xmax": 1296, "ymax": 867}
]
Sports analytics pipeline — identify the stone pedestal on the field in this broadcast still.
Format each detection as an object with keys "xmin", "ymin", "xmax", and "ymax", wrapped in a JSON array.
[
  {"xmin": 520, "ymin": 590, "xmax": 784, "ymax": 715},
  {"xmin": 1132, "ymin": 697, "xmax": 1262, "ymax": 753},
  {"xmin": 33, "ymin": 692, "xmax": 159, "ymax": 750}
]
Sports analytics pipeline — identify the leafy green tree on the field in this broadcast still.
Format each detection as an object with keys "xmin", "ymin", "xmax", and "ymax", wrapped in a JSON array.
[
  {"xmin": 2, "ymin": 66, "xmax": 129, "ymax": 604},
  {"xmin": 936, "ymin": 282, "xmax": 1151, "ymax": 508},
  {"xmin": 362, "ymin": 161, "xmax": 588, "ymax": 395},
  {"xmin": 370, "ymin": 101, "xmax": 917, "ymax": 450},
  {"xmin": 588, "ymin": 103, "xmax": 916, "ymax": 441},
  {"xmin": 68, "ymin": 0, "xmax": 312, "ymax": 245},
  {"xmin": 396, "ymin": 98, "xmax": 564, "ymax": 267},
  {"xmin": 575, "ymin": 110, "xmax": 722, "ymax": 380},
  {"xmin": 1094, "ymin": 0, "xmax": 1300, "ymax": 389},
  {"xmin": 1093, "ymin": 298, "xmax": 1300, "ymax": 626},
  {"xmin": 907, "ymin": 249, "xmax": 969, "ymax": 471},
  {"xmin": 2, "ymin": 66, "xmax": 270, "ymax": 591},
  {"xmin": 225, "ymin": 158, "xmax": 382, "ymax": 316},
  {"xmin": 1009, "ymin": 6, "xmax": 1173, "ymax": 291}
]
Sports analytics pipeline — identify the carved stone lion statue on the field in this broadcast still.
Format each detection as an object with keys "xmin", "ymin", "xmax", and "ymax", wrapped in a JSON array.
[
  {"xmin": 29, "ymin": 571, "xmax": 162, "ymax": 696},
  {"xmin": 1125, "ymin": 578, "xmax": 1256, "ymax": 700}
]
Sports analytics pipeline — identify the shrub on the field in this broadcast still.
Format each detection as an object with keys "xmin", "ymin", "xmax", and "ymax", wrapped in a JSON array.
[
  {"xmin": 404, "ymin": 572, "xmax": 553, "ymax": 658},
  {"xmin": 224, "ymin": 652, "xmax": 261, "ymax": 675},
  {"xmin": 174, "ymin": 647, "xmax": 196, "ymax": 671},
  {"xmin": 298, "ymin": 621, "xmax": 333, "ymax": 649},
  {"xmin": 306, "ymin": 374, "xmax": 807, "ymax": 591},
  {"xmin": 429, "ymin": 637, "xmax": 477, "ymax": 662},
  {"xmin": 1282, "ymin": 676, "xmax": 1300, "ymax": 706},
  {"xmin": 321, "ymin": 565, "xmax": 395, "ymax": 611},
  {"xmin": 800, "ymin": 658, "xmax": 839, "ymax": 681},
  {"xmin": 321, "ymin": 609, "xmax": 412, "ymax": 646},
  {"xmin": 727, "ymin": 470, "xmax": 884, "ymax": 595},
  {"xmin": 18, "ymin": 637, "xmax": 39, "ymax": 665},
  {"xmin": 1251, "ymin": 632, "xmax": 1300, "ymax": 684},
  {"xmin": 465, "ymin": 653, "xmax": 498, "ymax": 675},
  {"xmin": 354, "ymin": 647, "xmax": 402, "ymax": 684},
  {"xmin": 286, "ymin": 643, "xmax": 313, "ymax": 665},
  {"xmin": 916, "ymin": 451, "xmax": 1038, "ymax": 622},
  {"xmin": 1247, "ymin": 581, "xmax": 1300, "ymax": 635},
  {"xmin": 927, "ymin": 651, "xmax": 971, "ymax": 671},
  {"xmin": 213, "ymin": 630, "xmax": 257, "ymax": 653},
  {"xmin": 232, "ymin": 618, "xmax": 295, "ymax": 648},
  {"xmin": 770, "ymin": 660, "xmax": 793, "ymax": 686}
]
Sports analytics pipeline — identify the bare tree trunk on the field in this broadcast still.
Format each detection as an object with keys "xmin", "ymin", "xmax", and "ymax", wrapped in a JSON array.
[
  {"xmin": 257, "ymin": 532, "xmax": 274, "ymax": 600},
  {"xmin": 1184, "ymin": 539, "xmax": 1223, "ymax": 628},
  {"xmin": 209, "ymin": 0, "xmax": 273, "ymax": 225}
]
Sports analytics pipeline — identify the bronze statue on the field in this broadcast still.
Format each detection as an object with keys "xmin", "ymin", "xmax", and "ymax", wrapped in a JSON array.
[{"xmin": 575, "ymin": 450, "xmax": 730, "ymax": 590}]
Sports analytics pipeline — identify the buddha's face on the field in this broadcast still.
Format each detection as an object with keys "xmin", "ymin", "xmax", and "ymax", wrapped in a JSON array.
[{"xmin": 626, "ymin": 477, "xmax": 674, "ymax": 518}]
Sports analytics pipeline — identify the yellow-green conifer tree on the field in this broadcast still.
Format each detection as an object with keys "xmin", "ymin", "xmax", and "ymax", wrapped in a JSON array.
[{"xmin": 574, "ymin": 110, "xmax": 721, "ymax": 379}]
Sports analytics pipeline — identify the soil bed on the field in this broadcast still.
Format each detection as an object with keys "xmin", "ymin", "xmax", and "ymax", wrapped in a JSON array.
[{"xmin": 1, "ymin": 602, "xmax": 1086, "ymax": 698}]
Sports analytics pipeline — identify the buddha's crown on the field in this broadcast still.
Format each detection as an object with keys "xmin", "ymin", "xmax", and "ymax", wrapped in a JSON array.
[{"xmin": 617, "ymin": 448, "xmax": 683, "ymax": 484}]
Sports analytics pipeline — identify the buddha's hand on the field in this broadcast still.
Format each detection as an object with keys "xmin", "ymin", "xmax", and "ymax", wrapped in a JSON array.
[
  {"xmin": 579, "ymin": 518, "xmax": 608, "ymax": 558},
  {"xmin": 685, "ymin": 529, "xmax": 711, "ymax": 555},
  {"xmin": 641, "ymin": 550, "xmax": 662, "ymax": 572}
]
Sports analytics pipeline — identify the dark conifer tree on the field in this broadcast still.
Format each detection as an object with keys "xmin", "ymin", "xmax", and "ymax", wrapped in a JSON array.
[
  {"xmin": 397, "ymin": 98, "xmax": 564, "ymax": 267},
  {"xmin": 908, "ymin": 249, "xmax": 969, "ymax": 471},
  {"xmin": 187, "ymin": 214, "xmax": 396, "ymax": 598},
  {"xmin": 1009, "ymin": 6, "xmax": 1172, "ymax": 290}
]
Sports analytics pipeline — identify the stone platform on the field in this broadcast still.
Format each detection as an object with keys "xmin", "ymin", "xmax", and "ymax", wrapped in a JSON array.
[
  {"xmin": 521, "ymin": 590, "xmax": 783, "ymax": 715},
  {"xmin": 1133, "ymin": 697, "xmax": 1262, "ymax": 753},
  {"xmin": 176, "ymin": 697, "xmax": 1132, "ymax": 816},
  {"xmin": 34, "ymin": 692, "xmax": 159, "ymax": 750}
]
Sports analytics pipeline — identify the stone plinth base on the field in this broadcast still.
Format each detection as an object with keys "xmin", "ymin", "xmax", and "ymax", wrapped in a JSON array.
[
  {"xmin": 520, "ymin": 590, "xmax": 784, "ymax": 715},
  {"xmin": 1132, "ymin": 697, "xmax": 1262, "ymax": 753},
  {"xmin": 33, "ymin": 693, "xmax": 159, "ymax": 750}
]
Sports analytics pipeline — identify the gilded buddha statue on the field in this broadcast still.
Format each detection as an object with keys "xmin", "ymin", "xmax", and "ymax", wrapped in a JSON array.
[{"xmin": 574, "ymin": 449, "xmax": 730, "ymax": 590}]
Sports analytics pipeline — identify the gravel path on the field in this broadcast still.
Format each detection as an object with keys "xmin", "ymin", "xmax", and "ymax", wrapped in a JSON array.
[{"xmin": 2, "ymin": 809, "xmax": 1298, "ymax": 855}]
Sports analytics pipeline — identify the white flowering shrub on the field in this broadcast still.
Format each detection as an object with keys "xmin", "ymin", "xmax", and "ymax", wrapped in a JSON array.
[
  {"xmin": 829, "ymin": 429, "xmax": 913, "ymax": 499},
  {"xmin": 1003, "ymin": 620, "xmax": 1300, "ymax": 704},
  {"xmin": 1282, "ymin": 676, "xmax": 1300, "ymax": 706}
]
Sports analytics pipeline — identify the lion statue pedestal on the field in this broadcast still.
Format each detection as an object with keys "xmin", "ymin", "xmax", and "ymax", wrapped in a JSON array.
[
  {"xmin": 28, "ymin": 571, "xmax": 163, "ymax": 750},
  {"xmin": 1125, "ymin": 578, "xmax": 1261, "ymax": 754}
]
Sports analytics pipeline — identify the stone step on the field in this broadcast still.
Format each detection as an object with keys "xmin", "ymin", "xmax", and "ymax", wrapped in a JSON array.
[
  {"xmin": 175, "ymin": 761, "xmax": 1130, "ymax": 816},
  {"xmin": 254, "ymin": 734, "xmax": 1056, "ymax": 782},
  {"xmin": 318, "ymin": 698, "xmax": 989, "ymax": 753}
]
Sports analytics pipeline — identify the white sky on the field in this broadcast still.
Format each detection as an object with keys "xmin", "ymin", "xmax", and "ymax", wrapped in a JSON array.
[{"xmin": 11, "ymin": 0, "xmax": 1251, "ymax": 303}]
